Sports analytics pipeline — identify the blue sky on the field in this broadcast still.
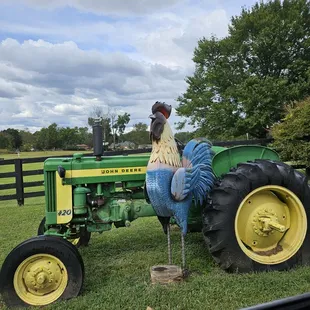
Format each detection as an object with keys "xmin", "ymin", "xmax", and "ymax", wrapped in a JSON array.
[{"xmin": 0, "ymin": 0, "xmax": 259, "ymax": 132}]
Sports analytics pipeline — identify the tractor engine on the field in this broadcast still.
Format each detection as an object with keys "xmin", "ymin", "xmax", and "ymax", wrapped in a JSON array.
[{"xmin": 42, "ymin": 122, "xmax": 156, "ymax": 240}]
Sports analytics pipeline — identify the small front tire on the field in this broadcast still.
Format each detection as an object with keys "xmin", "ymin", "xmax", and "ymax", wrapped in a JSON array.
[{"xmin": 0, "ymin": 236, "xmax": 84, "ymax": 308}]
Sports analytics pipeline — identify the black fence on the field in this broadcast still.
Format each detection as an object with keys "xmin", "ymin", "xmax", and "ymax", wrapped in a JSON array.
[
  {"xmin": 0, "ymin": 148, "xmax": 156, "ymax": 206},
  {"xmin": 212, "ymin": 138, "xmax": 273, "ymax": 147},
  {"xmin": 1, "ymin": 156, "xmax": 46, "ymax": 206},
  {"xmin": 0, "ymin": 138, "xmax": 306, "ymax": 206}
]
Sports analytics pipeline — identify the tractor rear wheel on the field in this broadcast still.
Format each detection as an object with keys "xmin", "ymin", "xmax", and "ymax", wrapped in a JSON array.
[
  {"xmin": 202, "ymin": 160, "xmax": 310, "ymax": 273},
  {"xmin": 38, "ymin": 217, "xmax": 91, "ymax": 247},
  {"xmin": 0, "ymin": 236, "xmax": 84, "ymax": 307}
]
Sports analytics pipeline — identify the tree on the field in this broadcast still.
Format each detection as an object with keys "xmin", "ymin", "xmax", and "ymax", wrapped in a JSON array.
[
  {"xmin": 46, "ymin": 123, "xmax": 60, "ymax": 149},
  {"xmin": 177, "ymin": 0, "xmax": 310, "ymax": 139},
  {"xmin": 174, "ymin": 131, "xmax": 194, "ymax": 144},
  {"xmin": 20, "ymin": 129, "xmax": 35, "ymax": 151},
  {"xmin": 110, "ymin": 108, "xmax": 118, "ymax": 149},
  {"xmin": 88, "ymin": 105, "xmax": 111, "ymax": 145},
  {"xmin": 33, "ymin": 123, "xmax": 60, "ymax": 150},
  {"xmin": 20, "ymin": 129, "xmax": 35, "ymax": 145},
  {"xmin": 115, "ymin": 113, "xmax": 130, "ymax": 136},
  {"xmin": 77, "ymin": 127, "xmax": 91, "ymax": 145},
  {"xmin": 271, "ymin": 97, "xmax": 310, "ymax": 165},
  {"xmin": 122, "ymin": 122, "xmax": 150, "ymax": 146},
  {"xmin": 111, "ymin": 112, "xmax": 131, "ymax": 148},
  {"xmin": 33, "ymin": 129, "xmax": 46, "ymax": 150},
  {"xmin": 0, "ymin": 132, "xmax": 10, "ymax": 149},
  {"xmin": 133, "ymin": 122, "xmax": 148, "ymax": 132},
  {"xmin": 2, "ymin": 128, "xmax": 23, "ymax": 150},
  {"xmin": 32, "ymin": 125, "xmax": 92, "ymax": 150},
  {"xmin": 59, "ymin": 127, "xmax": 79, "ymax": 149}
]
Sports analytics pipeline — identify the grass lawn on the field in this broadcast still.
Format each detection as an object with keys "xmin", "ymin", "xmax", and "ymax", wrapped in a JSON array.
[
  {"xmin": 1, "ymin": 152, "xmax": 310, "ymax": 309},
  {"xmin": 1, "ymin": 198, "xmax": 310, "ymax": 310}
]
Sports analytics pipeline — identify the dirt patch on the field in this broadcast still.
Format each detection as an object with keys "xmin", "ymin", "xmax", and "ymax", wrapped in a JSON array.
[{"xmin": 254, "ymin": 244, "xmax": 283, "ymax": 256}]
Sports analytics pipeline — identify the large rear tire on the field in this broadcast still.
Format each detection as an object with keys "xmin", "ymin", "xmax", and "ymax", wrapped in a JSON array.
[
  {"xmin": 38, "ymin": 217, "xmax": 91, "ymax": 247},
  {"xmin": 0, "ymin": 236, "xmax": 84, "ymax": 307},
  {"xmin": 202, "ymin": 160, "xmax": 310, "ymax": 273}
]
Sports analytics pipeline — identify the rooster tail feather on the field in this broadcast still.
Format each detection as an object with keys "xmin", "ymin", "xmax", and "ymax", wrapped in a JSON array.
[
  {"xmin": 171, "ymin": 138, "xmax": 215, "ymax": 203},
  {"xmin": 182, "ymin": 138, "xmax": 215, "ymax": 168},
  {"xmin": 182, "ymin": 138, "xmax": 215, "ymax": 204}
]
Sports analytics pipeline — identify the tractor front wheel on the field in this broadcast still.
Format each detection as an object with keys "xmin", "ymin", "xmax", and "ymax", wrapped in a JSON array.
[
  {"xmin": 38, "ymin": 217, "xmax": 91, "ymax": 247},
  {"xmin": 0, "ymin": 236, "xmax": 84, "ymax": 307},
  {"xmin": 202, "ymin": 160, "xmax": 310, "ymax": 273}
]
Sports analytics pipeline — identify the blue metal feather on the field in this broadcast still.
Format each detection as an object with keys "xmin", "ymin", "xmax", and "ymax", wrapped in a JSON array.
[
  {"xmin": 146, "ymin": 136, "xmax": 215, "ymax": 236},
  {"xmin": 170, "ymin": 168, "xmax": 187, "ymax": 201},
  {"xmin": 172, "ymin": 139, "xmax": 215, "ymax": 206},
  {"xmin": 146, "ymin": 168, "xmax": 175, "ymax": 218},
  {"xmin": 146, "ymin": 168, "xmax": 192, "ymax": 235},
  {"xmin": 182, "ymin": 138, "xmax": 213, "ymax": 167}
]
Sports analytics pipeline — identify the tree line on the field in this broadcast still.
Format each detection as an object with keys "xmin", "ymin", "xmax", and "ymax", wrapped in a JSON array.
[
  {"xmin": 0, "ymin": 110, "xmax": 193, "ymax": 152},
  {"xmin": 0, "ymin": 125, "xmax": 94, "ymax": 152}
]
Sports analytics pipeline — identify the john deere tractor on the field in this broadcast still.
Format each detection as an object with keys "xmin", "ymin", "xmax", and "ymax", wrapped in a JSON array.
[{"xmin": 1, "ymin": 123, "xmax": 310, "ymax": 308}]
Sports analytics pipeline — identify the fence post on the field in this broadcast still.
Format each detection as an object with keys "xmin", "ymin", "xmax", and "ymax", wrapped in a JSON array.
[{"xmin": 14, "ymin": 159, "xmax": 24, "ymax": 206}]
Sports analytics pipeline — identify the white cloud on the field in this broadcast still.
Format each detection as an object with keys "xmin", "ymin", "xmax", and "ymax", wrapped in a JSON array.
[
  {"xmin": 2, "ymin": 0, "xmax": 185, "ymax": 15},
  {"xmin": 134, "ymin": 9, "xmax": 229, "ymax": 67},
  {"xmin": 12, "ymin": 110, "xmax": 33, "ymax": 118},
  {"xmin": 0, "ymin": 78, "xmax": 28, "ymax": 98},
  {"xmin": 0, "ymin": 4, "xmax": 229, "ymax": 68},
  {"xmin": 0, "ymin": 39, "xmax": 145, "ymax": 77},
  {"xmin": 0, "ymin": 39, "xmax": 189, "ymax": 132},
  {"xmin": 0, "ymin": 0, "xmax": 233, "ymax": 133},
  {"xmin": 27, "ymin": 0, "xmax": 184, "ymax": 15}
]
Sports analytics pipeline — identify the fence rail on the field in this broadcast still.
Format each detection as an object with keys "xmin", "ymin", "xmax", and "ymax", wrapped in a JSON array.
[
  {"xmin": 0, "ymin": 139, "xmax": 306, "ymax": 205},
  {"xmin": 0, "ymin": 157, "xmax": 45, "ymax": 205},
  {"xmin": 0, "ymin": 148, "xmax": 158, "ymax": 205}
]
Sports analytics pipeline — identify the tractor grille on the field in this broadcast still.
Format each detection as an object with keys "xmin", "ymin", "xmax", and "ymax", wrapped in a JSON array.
[{"xmin": 46, "ymin": 171, "xmax": 56, "ymax": 212}]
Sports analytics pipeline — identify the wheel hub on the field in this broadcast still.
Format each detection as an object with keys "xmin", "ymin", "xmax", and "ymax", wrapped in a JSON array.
[
  {"xmin": 36, "ymin": 272, "xmax": 47, "ymax": 285},
  {"xmin": 235, "ymin": 185, "xmax": 306, "ymax": 264},
  {"xmin": 23, "ymin": 261, "xmax": 63, "ymax": 295},
  {"xmin": 252, "ymin": 208, "xmax": 287, "ymax": 237},
  {"xmin": 259, "ymin": 216, "xmax": 286, "ymax": 233},
  {"xmin": 14, "ymin": 254, "xmax": 68, "ymax": 305}
]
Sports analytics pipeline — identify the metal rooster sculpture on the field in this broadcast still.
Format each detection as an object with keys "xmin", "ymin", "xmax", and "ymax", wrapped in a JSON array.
[{"xmin": 146, "ymin": 101, "xmax": 215, "ymax": 271}]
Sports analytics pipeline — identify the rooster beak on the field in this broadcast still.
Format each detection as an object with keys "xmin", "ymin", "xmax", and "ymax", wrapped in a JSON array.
[{"xmin": 149, "ymin": 114, "xmax": 156, "ymax": 119}]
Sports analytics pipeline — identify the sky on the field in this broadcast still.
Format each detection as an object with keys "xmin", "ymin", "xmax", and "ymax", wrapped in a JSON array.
[{"xmin": 0, "ymin": 0, "xmax": 259, "ymax": 133}]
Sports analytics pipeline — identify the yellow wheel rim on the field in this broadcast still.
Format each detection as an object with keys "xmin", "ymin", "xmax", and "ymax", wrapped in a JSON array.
[
  {"xmin": 235, "ymin": 185, "xmax": 307, "ymax": 265},
  {"xmin": 14, "ymin": 254, "xmax": 68, "ymax": 306}
]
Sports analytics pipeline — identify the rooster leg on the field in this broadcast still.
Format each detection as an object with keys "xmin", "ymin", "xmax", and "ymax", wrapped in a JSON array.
[
  {"xmin": 167, "ymin": 223, "xmax": 172, "ymax": 264},
  {"xmin": 181, "ymin": 233, "xmax": 186, "ymax": 270},
  {"xmin": 157, "ymin": 216, "xmax": 172, "ymax": 264}
]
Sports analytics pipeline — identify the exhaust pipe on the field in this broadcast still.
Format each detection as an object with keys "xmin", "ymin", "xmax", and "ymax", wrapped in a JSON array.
[{"xmin": 92, "ymin": 120, "xmax": 103, "ymax": 161}]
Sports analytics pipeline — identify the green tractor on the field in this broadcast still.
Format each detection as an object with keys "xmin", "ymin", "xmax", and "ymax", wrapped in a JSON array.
[{"xmin": 1, "ymin": 123, "xmax": 310, "ymax": 308}]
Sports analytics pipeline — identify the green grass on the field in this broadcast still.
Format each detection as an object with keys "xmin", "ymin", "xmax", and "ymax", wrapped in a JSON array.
[
  {"xmin": 1, "ymin": 197, "xmax": 310, "ymax": 310},
  {"xmin": 1, "ymin": 152, "xmax": 310, "ymax": 309}
]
